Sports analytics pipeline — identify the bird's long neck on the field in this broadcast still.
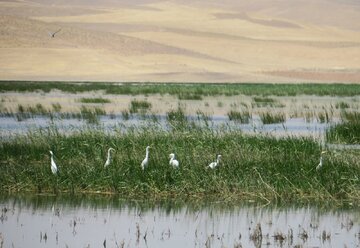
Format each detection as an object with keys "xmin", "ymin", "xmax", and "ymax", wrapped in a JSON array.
[
  {"xmin": 107, "ymin": 150, "xmax": 111, "ymax": 159},
  {"xmin": 145, "ymin": 149, "xmax": 149, "ymax": 159},
  {"xmin": 216, "ymin": 156, "xmax": 220, "ymax": 164}
]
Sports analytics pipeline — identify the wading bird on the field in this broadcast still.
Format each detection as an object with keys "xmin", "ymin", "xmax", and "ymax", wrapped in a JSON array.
[
  {"xmin": 208, "ymin": 154, "xmax": 221, "ymax": 169},
  {"xmin": 104, "ymin": 148, "xmax": 115, "ymax": 167},
  {"xmin": 169, "ymin": 153, "xmax": 179, "ymax": 169},
  {"xmin": 49, "ymin": 150, "xmax": 58, "ymax": 174},
  {"xmin": 316, "ymin": 151, "xmax": 327, "ymax": 171},
  {"xmin": 141, "ymin": 146, "xmax": 150, "ymax": 170},
  {"xmin": 49, "ymin": 28, "xmax": 61, "ymax": 38}
]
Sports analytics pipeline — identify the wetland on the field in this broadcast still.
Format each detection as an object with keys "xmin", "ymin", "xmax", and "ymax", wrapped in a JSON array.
[{"xmin": 0, "ymin": 81, "xmax": 359, "ymax": 247}]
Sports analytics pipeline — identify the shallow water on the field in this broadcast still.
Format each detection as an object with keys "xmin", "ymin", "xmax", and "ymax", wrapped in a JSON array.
[
  {"xmin": 0, "ymin": 114, "xmax": 330, "ymax": 138},
  {"xmin": 0, "ymin": 195, "xmax": 359, "ymax": 248}
]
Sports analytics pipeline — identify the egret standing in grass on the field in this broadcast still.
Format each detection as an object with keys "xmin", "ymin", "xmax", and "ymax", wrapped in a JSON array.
[
  {"xmin": 104, "ymin": 148, "xmax": 115, "ymax": 167},
  {"xmin": 141, "ymin": 146, "xmax": 150, "ymax": 170},
  {"xmin": 49, "ymin": 150, "xmax": 58, "ymax": 174},
  {"xmin": 208, "ymin": 154, "xmax": 221, "ymax": 169},
  {"xmin": 316, "ymin": 151, "xmax": 327, "ymax": 171},
  {"xmin": 169, "ymin": 153, "xmax": 179, "ymax": 169}
]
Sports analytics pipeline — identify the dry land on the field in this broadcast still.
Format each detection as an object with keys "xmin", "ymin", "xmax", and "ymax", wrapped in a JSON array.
[{"xmin": 0, "ymin": 0, "xmax": 360, "ymax": 82}]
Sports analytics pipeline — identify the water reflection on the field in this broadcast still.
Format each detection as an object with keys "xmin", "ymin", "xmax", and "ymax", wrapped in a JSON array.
[{"xmin": 0, "ymin": 194, "xmax": 359, "ymax": 248}]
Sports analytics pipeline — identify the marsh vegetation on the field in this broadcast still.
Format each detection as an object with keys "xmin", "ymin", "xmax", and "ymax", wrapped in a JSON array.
[
  {"xmin": 0, "ymin": 122, "xmax": 359, "ymax": 204},
  {"xmin": 0, "ymin": 82, "xmax": 359, "ymax": 205}
]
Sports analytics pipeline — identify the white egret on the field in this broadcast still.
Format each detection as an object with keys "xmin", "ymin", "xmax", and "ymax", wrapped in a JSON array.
[
  {"xmin": 316, "ymin": 151, "xmax": 327, "ymax": 171},
  {"xmin": 104, "ymin": 148, "xmax": 115, "ymax": 167},
  {"xmin": 208, "ymin": 154, "xmax": 221, "ymax": 169},
  {"xmin": 141, "ymin": 146, "xmax": 150, "ymax": 170},
  {"xmin": 49, "ymin": 150, "xmax": 58, "ymax": 174},
  {"xmin": 169, "ymin": 153, "xmax": 179, "ymax": 169}
]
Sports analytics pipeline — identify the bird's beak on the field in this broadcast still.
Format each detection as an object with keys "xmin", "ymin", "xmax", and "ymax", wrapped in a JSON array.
[{"xmin": 321, "ymin": 151, "xmax": 327, "ymax": 154}]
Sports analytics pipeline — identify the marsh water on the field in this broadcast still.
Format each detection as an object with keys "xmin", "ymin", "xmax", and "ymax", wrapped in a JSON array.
[
  {"xmin": 0, "ymin": 194, "xmax": 359, "ymax": 248},
  {"xmin": 0, "ymin": 114, "xmax": 330, "ymax": 138}
]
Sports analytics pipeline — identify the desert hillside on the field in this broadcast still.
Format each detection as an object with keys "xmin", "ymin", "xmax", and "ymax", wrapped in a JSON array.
[{"xmin": 0, "ymin": 0, "xmax": 359, "ymax": 82}]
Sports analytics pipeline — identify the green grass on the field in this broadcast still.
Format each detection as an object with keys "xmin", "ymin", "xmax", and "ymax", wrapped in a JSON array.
[
  {"xmin": 129, "ymin": 100, "xmax": 152, "ymax": 114},
  {"xmin": 79, "ymin": 98, "xmax": 111, "ymax": 104},
  {"xmin": 17, "ymin": 103, "xmax": 48, "ymax": 115},
  {"xmin": 0, "ymin": 126, "xmax": 359, "ymax": 204},
  {"xmin": 227, "ymin": 110, "xmax": 251, "ymax": 123},
  {"xmin": 13, "ymin": 104, "xmax": 49, "ymax": 121},
  {"xmin": 326, "ymin": 122, "xmax": 360, "ymax": 144},
  {"xmin": 121, "ymin": 110, "xmax": 131, "ymax": 120},
  {"xmin": 2, "ymin": 81, "xmax": 360, "ymax": 96},
  {"xmin": 253, "ymin": 97, "xmax": 276, "ymax": 103},
  {"xmin": 167, "ymin": 107, "xmax": 188, "ymax": 130},
  {"xmin": 52, "ymin": 103, "xmax": 62, "ymax": 112},
  {"xmin": 260, "ymin": 112, "xmax": 286, "ymax": 124},
  {"xmin": 317, "ymin": 111, "xmax": 331, "ymax": 123},
  {"xmin": 326, "ymin": 111, "xmax": 360, "ymax": 144},
  {"xmin": 335, "ymin": 102, "xmax": 350, "ymax": 109},
  {"xmin": 341, "ymin": 111, "xmax": 360, "ymax": 123},
  {"xmin": 80, "ymin": 106, "xmax": 106, "ymax": 124}
]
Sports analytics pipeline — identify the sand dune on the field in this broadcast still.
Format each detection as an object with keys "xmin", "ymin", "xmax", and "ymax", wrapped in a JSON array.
[{"xmin": 0, "ymin": 0, "xmax": 359, "ymax": 82}]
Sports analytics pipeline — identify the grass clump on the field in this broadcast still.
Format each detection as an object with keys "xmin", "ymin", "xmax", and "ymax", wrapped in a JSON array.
[
  {"xmin": 253, "ymin": 97, "xmax": 276, "ymax": 103},
  {"xmin": 335, "ymin": 102, "xmax": 350, "ymax": 109},
  {"xmin": 326, "ymin": 123, "xmax": 360, "ymax": 144},
  {"xmin": 80, "ymin": 98, "xmax": 111, "ymax": 104},
  {"xmin": 167, "ymin": 107, "xmax": 188, "ymax": 130},
  {"xmin": 317, "ymin": 111, "xmax": 330, "ymax": 123},
  {"xmin": 17, "ymin": 103, "xmax": 48, "ymax": 115},
  {"xmin": 326, "ymin": 111, "xmax": 360, "ymax": 144},
  {"xmin": 341, "ymin": 111, "xmax": 360, "ymax": 123},
  {"xmin": 80, "ymin": 106, "xmax": 106, "ymax": 124},
  {"xmin": 52, "ymin": 103, "xmax": 62, "ymax": 112},
  {"xmin": 130, "ymin": 100, "xmax": 152, "ymax": 114},
  {"xmin": 14, "ymin": 103, "xmax": 49, "ymax": 121},
  {"xmin": 121, "ymin": 110, "xmax": 131, "ymax": 120},
  {"xmin": 227, "ymin": 110, "xmax": 251, "ymax": 123},
  {"xmin": 0, "ymin": 127, "xmax": 359, "ymax": 204},
  {"xmin": 260, "ymin": 112, "xmax": 286, "ymax": 124},
  {"xmin": 252, "ymin": 97, "xmax": 285, "ymax": 108}
]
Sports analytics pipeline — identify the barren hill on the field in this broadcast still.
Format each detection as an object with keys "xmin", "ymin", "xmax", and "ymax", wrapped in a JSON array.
[{"xmin": 0, "ymin": 0, "xmax": 359, "ymax": 82}]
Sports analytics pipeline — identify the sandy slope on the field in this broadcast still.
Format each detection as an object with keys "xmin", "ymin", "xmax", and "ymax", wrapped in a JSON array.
[{"xmin": 0, "ymin": 0, "xmax": 359, "ymax": 82}]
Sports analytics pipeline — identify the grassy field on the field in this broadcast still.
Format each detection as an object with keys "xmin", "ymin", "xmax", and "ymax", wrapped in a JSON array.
[
  {"xmin": 1, "ymin": 81, "xmax": 360, "ymax": 96},
  {"xmin": 0, "ymin": 124, "xmax": 359, "ymax": 204}
]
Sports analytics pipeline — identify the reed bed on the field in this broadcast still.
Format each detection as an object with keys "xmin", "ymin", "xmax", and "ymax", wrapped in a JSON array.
[
  {"xmin": 79, "ymin": 98, "xmax": 111, "ymax": 104},
  {"xmin": 227, "ymin": 110, "xmax": 251, "ymax": 123},
  {"xmin": 260, "ymin": 112, "xmax": 286, "ymax": 124},
  {"xmin": 0, "ymin": 125, "xmax": 358, "ymax": 204},
  {"xmin": 2, "ymin": 81, "xmax": 360, "ymax": 96},
  {"xmin": 129, "ymin": 100, "xmax": 152, "ymax": 114}
]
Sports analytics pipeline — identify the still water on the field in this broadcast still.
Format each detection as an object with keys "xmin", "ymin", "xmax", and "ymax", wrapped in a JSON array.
[
  {"xmin": 0, "ymin": 195, "xmax": 359, "ymax": 248},
  {"xmin": 0, "ymin": 114, "xmax": 329, "ymax": 138}
]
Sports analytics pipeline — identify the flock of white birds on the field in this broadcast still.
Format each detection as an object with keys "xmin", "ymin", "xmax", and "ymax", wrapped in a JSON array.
[
  {"xmin": 49, "ymin": 147, "xmax": 326, "ymax": 175},
  {"xmin": 48, "ymin": 147, "xmax": 222, "ymax": 175}
]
